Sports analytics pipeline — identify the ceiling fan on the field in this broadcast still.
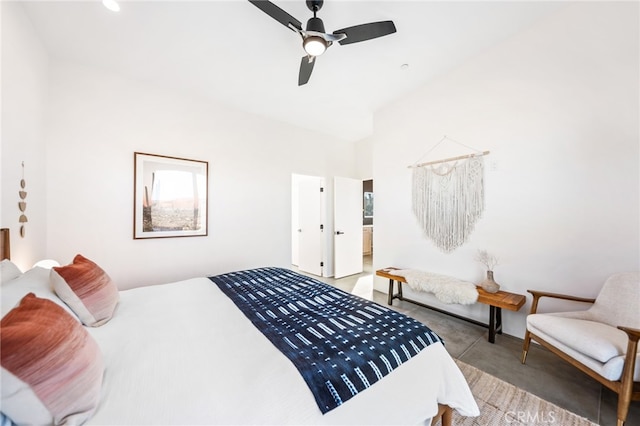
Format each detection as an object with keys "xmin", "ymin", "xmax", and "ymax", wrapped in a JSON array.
[{"xmin": 249, "ymin": 0, "xmax": 397, "ymax": 86}]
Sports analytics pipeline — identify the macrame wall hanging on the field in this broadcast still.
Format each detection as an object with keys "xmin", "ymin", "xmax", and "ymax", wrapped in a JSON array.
[{"xmin": 408, "ymin": 136, "xmax": 489, "ymax": 253}]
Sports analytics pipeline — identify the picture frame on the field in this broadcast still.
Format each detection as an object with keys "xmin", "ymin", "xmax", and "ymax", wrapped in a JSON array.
[{"xmin": 134, "ymin": 152, "xmax": 208, "ymax": 239}]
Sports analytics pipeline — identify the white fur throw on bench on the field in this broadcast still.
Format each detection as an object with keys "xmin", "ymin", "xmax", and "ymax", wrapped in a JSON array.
[{"xmin": 392, "ymin": 270, "xmax": 478, "ymax": 305}]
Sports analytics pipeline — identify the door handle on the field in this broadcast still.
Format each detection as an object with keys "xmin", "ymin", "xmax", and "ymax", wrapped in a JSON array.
[{"xmin": 335, "ymin": 231, "xmax": 344, "ymax": 235}]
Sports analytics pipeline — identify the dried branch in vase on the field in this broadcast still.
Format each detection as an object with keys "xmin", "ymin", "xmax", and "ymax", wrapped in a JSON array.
[{"xmin": 475, "ymin": 249, "xmax": 498, "ymax": 271}]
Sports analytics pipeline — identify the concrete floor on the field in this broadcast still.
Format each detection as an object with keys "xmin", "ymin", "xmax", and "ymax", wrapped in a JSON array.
[{"xmin": 307, "ymin": 257, "xmax": 640, "ymax": 426}]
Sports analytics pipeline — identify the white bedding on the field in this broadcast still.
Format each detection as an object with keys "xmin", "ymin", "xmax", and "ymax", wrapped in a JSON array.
[{"xmin": 85, "ymin": 276, "xmax": 479, "ymax": 425}]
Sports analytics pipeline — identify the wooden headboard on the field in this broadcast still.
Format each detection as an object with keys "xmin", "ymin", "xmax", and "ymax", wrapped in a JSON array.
[{"xmin": 1, "ymin": 228, "xmax": 10, "ymax": 260}]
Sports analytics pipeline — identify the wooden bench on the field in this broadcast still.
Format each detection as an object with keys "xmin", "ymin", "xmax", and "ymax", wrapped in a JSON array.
[{"xmin": 376, "ymin": 267, "xmax": 526, "ymax": 343}]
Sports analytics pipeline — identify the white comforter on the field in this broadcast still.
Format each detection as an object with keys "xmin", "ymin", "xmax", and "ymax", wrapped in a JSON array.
[{"xmin": 86, "ymin": 276, "xmax": 479, "ymax": 425}]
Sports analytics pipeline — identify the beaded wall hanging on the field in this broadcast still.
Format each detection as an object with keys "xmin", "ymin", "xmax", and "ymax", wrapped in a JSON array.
[{"xmin": 18, "ymin": 162, "xmax": 28, "ymax": 238}]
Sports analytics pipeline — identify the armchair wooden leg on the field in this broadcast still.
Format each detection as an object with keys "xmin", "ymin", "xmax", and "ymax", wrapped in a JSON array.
[
  {"xmin": 521, "ymin": 330, "xmax": 532, "ymax": 364},
  {"xmin": 616, "ymin": 333, "xmax": 639, "ymax": 426},
  {"xmin": 617, "ymin": 394, "xmax": 631, "ymax": 426}
]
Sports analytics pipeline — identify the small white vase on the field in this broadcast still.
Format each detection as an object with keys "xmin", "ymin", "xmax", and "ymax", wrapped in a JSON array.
[{"xmin": 480, "ymin": 270, "xmax": 500, "ymax": 293}]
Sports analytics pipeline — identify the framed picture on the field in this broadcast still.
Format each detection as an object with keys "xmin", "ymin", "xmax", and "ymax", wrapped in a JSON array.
[{"xmin": 134, "ymin": 152, "xmax": 208, "ymax": 239}]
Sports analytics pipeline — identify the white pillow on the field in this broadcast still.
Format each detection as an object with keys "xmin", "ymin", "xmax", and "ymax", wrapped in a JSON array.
[
  {"xmin": 1, "ymin": 267, "xmax": 79, "ymax": 321},
  {"xmin": 0, "ymin": 260, "xmax": 22, "ymax": 284}
]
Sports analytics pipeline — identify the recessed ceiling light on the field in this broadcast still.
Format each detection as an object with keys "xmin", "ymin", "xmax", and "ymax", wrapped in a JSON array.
[
  {"xmin": 400, "ymin": 63, "xmax": 409, "ymax": 70},
  {"xmin": 102, "ymin": 0, "xmax": 120, "ymax": 13}
]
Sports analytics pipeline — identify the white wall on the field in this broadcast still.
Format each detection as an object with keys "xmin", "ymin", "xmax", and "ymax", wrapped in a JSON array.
[
  {"xmin": 41, "ymin": 60, "xmax": 358, "ymax": 289},
  {"xmin": 1, "ymin": 2, "xmax": 361, "ymax": 286},
  {"xmin": 3, "ymin": 2, "xmax": 637, "ymax": 337},
  {"xmin": 1, "ymin": 2, "xmax": 49, "ymax": 270},
  {"xmin": 371, "ymin": 2, "xmax": 639, "ymax": 338},
  {"xmin": 355, "ymin": 138, "xmax": 373, "ymax": 179}
]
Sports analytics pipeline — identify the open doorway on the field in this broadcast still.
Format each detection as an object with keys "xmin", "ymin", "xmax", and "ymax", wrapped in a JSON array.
[
  {"xmin": 363, "ymin": 179, "xmax": 373, "ymax": 273},
  {"xmin": 291, "ymin": 175, "xmax": 373, "ymax": 278}
]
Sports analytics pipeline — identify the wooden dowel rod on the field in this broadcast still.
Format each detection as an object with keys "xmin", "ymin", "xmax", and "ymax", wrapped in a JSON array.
[{"xmin": 408, "ymin": 150, "xmax": 490, "ymax": 168}]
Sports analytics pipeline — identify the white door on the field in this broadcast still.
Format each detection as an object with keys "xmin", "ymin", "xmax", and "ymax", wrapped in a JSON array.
[
  {"xmin": 298, "ymin": 177, "xmax": 324, "ymax": 276},
  {"xmin": 334, "ymin": 177, "xmax": 363, "ymax": 278}
]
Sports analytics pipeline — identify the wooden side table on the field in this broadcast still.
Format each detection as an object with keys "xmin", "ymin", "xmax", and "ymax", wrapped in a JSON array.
[{"xmin": 376, "ymin": 268, "xmax": 526, "ymax": 343}]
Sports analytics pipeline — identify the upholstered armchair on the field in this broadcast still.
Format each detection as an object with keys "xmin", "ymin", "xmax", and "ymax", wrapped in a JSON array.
[{"xmin": 521, "ymin": 272, "xmax": 640, "ymax": 426}]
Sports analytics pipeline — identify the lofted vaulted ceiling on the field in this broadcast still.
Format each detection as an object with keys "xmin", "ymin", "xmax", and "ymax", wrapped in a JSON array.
[{"xmin": 20, "ymin": 0, "xmax": 561, "ymax": 142}]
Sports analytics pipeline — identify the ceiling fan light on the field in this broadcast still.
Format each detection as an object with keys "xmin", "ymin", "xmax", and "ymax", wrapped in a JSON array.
[{"xmin": 303, "ymin": 36, "xmax": 327, "ymax": 56}]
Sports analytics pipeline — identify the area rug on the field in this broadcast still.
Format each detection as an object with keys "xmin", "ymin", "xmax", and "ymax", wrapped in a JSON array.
[
  {"xmin": 351, "ymin": 274, "xmax": 373, "ymax": 300},
  {"xmin": 445, "ymin": 360, "xmax": 598, "ymax": 426}
]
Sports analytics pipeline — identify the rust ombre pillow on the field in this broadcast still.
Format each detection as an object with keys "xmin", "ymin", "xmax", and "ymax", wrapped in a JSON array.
[
  {"xmin": 51, "ymin": 254, "xmax": 119, "ymax": 327},
  {"xmin": 0, "ymin": 293, "xmax": 104, "ymax": 425}
]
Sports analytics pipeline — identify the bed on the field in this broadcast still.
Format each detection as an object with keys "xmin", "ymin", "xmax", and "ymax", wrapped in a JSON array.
[{"xmin": 0, "ymin": 253, "xmax": 479, "ymax": 425}]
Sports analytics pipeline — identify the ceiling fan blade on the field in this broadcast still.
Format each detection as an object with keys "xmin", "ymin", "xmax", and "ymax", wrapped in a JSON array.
[
  {"xmin": 248, "ymin": 0, "xmax": 302, "ymax": 32},
  {"xmin": 333, "ymin": 21, "xmax": 396, "ymax": 45},
  {"xmin": 298, "ymin": 56, "xmax": 315, "ymax": 86}
]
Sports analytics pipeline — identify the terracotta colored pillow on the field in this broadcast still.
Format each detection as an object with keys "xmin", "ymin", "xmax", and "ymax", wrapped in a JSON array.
[
  {"xmin": 0, "ymin": 293, "xmax": 104, "ymax": 425},
  {"xmin": 51, "ymin": 254, "xmax": 119, "ymax": 326}
]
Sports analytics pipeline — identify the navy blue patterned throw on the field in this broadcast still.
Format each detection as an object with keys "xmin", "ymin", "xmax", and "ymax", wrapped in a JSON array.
[{"xmin": 209, "ymin": 267, "xmax": 443, "ymax": 414}]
